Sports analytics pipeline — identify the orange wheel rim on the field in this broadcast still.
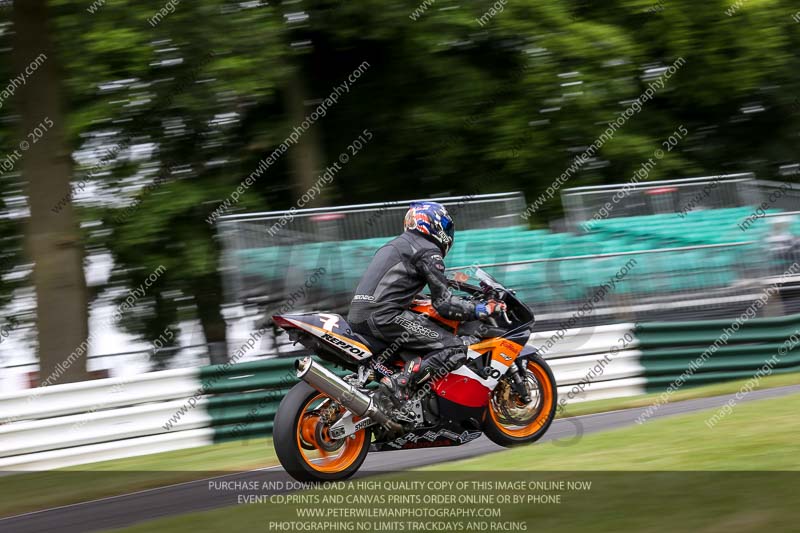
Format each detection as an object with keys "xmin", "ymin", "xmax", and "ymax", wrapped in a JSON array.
[
  {"xmin": 295, "ymin": 393, "xmax": 367, "ymax": 474},
  {"xmin": 489, "ymin": 361, "xmax": 554, "ymax": 438}
]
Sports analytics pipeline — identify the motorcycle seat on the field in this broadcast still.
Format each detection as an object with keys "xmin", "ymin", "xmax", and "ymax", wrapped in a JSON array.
[{"xmin": 352, "ymin": 331, "xmax": 390, "ymax": 356}]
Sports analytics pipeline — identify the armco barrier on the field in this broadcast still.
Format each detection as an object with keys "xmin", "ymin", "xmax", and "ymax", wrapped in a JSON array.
[
  {"xmin": 0, "ymin": 357, "xmax": 347, "ymax": 470},
  {"xmin": 0, "ymin": 367, "xmax": 200, "ymax": 422},
  {"xmin": 637, "ymin": 314, "xmax": 800, "ymax": 392},
  {"xmin": 1, "ymin": 316, "xmax": 798, "ymax": 470}
]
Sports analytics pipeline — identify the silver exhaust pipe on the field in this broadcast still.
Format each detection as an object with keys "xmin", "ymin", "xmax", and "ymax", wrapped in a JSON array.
[{"xmin": 295, "ymin": 357, "xmax": 396, "ymax": 429}]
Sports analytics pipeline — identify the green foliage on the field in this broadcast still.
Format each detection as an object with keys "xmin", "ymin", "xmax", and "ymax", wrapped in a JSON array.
[{"xmin": 2, "ymin": 0, "xmax": 799, "ymax": 361}]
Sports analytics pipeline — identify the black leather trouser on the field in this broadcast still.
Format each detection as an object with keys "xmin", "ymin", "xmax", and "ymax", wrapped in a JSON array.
[{"xmin": 353, "ymin": 310, "xmax": 468, "ymax": 385}]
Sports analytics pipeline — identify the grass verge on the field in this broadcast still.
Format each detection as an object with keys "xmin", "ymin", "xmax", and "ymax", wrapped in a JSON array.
[
  {"xmin": 108, "ymin": 392, "xmax": 800, "ymax": 533},
  {"xmin": 555, "ymin": 370, "xmax": 800, "ymax": 419},
  {"xmin": 429, "ymin": 389, "xmax": 800, "ymax": 471},
  {"xmin": 0, "ymin": 437, "xmax": 277, "ymax": 518}
]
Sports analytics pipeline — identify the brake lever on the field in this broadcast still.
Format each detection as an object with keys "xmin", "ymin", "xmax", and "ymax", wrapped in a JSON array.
[
  {"xmin": 501, "ymin": 310, "xmax": 512, "ymax": 325},
  {"xmin": 479, "ymin": 280, "xmax": 495, "ymax": 297}
]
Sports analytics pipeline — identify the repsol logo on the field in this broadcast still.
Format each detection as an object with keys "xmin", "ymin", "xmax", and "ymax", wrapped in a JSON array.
[{"xmin": 321, "ymin": 333, "xmax": 369, "ymax": 358}]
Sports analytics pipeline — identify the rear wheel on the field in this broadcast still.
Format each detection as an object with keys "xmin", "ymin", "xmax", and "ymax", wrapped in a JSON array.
[
  {"xmin": 483, "ymin": 355, "xmax": 557, "ymax": 447},
  {"xmin": 273, "ymin": 382, "xmax": 371, "ymax": 482}
]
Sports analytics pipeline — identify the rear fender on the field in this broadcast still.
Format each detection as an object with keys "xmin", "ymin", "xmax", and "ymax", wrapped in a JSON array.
[{"xmin": 273, "ymin": 313, "xmax": 373, "ymax": 362}]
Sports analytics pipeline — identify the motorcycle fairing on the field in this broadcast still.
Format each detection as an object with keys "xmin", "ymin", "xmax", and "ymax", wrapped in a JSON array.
[
  {"xmin": 273, "ymin": 313, "xmax": 373, "ymax": 361},
  {"xmin": 433, "ymin": 337, "xmax": 525, "ymax": 409}
]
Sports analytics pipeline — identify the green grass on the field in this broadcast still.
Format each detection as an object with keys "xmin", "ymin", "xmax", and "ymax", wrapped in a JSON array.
[
  {"xmin": 0, "ymin": 437, "xmax": 277, "ymax": 518},
  {"xmin": 429, "ymin": 390, "xmax": 800, "ymax": 471},
  {"xmin": 108, "ymin": 393, "xmax": 800, "ymax": 533},
  {"xmin": 69, "ymin": 436, "xmax": 277, "ymax": 473},
  {"xmin": 555, "ymin": 370, "xmax": 800, "ymax": 419},
  {"xmin": 3, "ymin": 372, "xmax": 798, "ymax": 519}
]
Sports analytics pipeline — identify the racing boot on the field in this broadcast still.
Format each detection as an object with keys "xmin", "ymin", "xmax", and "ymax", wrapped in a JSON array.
[
  {"xmin": 382, "ymin": 348, "xmax": 468, "ymax": 404},
  {"xmin": 416, "ymin": 348, "xmax": 469, "ymax": 388},
  {"xmin": 379, "ymin": 357, "xmax": 421, "ymax": 407}
]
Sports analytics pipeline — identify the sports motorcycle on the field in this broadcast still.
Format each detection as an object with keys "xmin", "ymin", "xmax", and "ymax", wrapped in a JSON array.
[{"xmin": 272, "ymin": 267, "xmax": 557, "ymax": 482}]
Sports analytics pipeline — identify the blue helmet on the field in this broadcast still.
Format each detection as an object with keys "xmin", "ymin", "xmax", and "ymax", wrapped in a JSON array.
[{"xmin": 403, "ymin": 201, "xmax": 455, "ymax": 255}]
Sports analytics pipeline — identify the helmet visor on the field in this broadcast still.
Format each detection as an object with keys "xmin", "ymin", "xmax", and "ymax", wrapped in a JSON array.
[{"xmin": 441, "ymin": 216, "xmax": 454, "ymax": 253}]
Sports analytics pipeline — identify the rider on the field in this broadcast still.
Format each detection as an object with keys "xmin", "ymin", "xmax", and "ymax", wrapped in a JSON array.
[{"xmin": 347, "ymin": 201, "xmax": 507, "ymax": 398}]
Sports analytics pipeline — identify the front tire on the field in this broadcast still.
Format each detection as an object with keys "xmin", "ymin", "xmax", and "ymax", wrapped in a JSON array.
[
  {"xmin": 273, "ymin": 381, "xmax": 372, "ymax": 482},
  {"xmin": 482, "ymin": 355, "xmax": 557, "ymax": 447}
]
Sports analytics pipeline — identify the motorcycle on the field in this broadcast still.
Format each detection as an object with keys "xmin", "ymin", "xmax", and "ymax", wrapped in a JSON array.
[{"xmin": 272, "ymin": 267, "xmax": 557, "ymax": 482}]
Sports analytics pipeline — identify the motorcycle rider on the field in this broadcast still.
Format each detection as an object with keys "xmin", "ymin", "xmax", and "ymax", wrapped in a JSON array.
[{"xmin": 347, "ymin": 201, "xmax": 507, "ymax": 399}]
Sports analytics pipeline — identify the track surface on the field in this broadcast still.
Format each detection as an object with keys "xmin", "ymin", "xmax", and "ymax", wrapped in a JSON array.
[{"xmin": 3, "ymin": 384, "xmax": 800, "ymax": 533}]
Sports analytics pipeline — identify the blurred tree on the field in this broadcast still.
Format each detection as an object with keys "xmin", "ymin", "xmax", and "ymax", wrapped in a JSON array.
[
  {"xmin": 68, "ymin": 1, "xmax": 288, "ymax": 365},
  {"xmin": 616, "ymin": 0, "xmax": 800, "ymax": 179},
  {"xmin": 6, "ymin": 0, "xmax": 796, "ymax": 372},
  {"xmin": 0, "ymin": 6, "xmax": 26, "ymax": 362},
  {"xmin": 10, "ymin": 0, "xmax": 88, "ymax": 384},
  {"xmin": 305, "ymin": 1, "xmax": 652, "ymax": 222}
]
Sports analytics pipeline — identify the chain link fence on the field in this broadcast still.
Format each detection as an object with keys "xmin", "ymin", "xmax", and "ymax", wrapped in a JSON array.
[
  {"xmin": 217, "ymin": 182, "xmax": 800, "ymax": 340},
  {"xmin": 561, "ymin": 173, "xmax": 757, "ymax": 230}
]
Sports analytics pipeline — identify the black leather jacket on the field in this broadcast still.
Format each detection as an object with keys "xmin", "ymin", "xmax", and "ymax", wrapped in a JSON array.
[{"xmin": 346, "ymin": 231, "xmax": 476, "ymax": 327}]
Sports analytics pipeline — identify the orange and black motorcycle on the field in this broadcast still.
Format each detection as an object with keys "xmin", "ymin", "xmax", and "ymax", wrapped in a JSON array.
[{"xmin": 272, "ymin": 268, "xmax": 557, "ymax": 482}]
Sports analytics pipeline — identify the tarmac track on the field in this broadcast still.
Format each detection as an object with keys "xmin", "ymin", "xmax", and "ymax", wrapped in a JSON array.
[{"xmin": 2, "ymin": 384, "xmax": 799, "ymax": 533}]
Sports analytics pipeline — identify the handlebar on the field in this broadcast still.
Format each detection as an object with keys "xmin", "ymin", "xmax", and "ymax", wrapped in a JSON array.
[
  {"xmin": 481, "ymin": 309, "xmax": 511, "ymax": 328},
  {"xmin": 446, "ymin": 274, "xmax": 529, "ymax": 329}
]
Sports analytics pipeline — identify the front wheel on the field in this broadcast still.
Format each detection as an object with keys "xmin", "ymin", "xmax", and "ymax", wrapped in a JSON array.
[
  {"xmin": 273, "ymin": 382, "xmax": 372, "ymax": 482},
  {"xmin": 482, "ymin": 354, "xmax": 557, "ymax": 447}
]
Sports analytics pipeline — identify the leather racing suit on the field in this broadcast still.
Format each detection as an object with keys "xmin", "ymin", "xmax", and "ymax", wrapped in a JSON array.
[{"xmin": 347, "ymin": 230, "xmax": 475, "ymax": 385}]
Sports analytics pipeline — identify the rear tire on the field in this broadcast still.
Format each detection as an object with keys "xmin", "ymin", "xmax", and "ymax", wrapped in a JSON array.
[
  {"xmin": 482, "ymin": 354, "xmax": 557, "ymax": 447},
  {"xmin": 273, "ymin": 382, "xmax": 372, "ymax": 482}
]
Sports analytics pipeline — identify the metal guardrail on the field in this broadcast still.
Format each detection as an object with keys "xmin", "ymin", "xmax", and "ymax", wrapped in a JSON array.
[
  {"xmin": 217, "ymin": 192, "xmax": 527, "ymax": 308},
  {"xmin": 561, "ymin": 173, "xmax": 756, "ymax": 228},
  {"xmin": 214, "ymin": 185, "xmax": 799, "ymax": 337},
  {"xmin": 636, "ymin": 313, "xmax": 800, "ymax": 391},
  {"xmin": 739, "ymin": 180, "xmax": 800, "ymax": 213},
  {"xmin": 218, "ymin": 192, "xmax": 526, "ymax": 237},
  {"xmin": 0, "ymin": 327, "xmax": 640, "ymax": 470},
  {"xmin": 3, "ymin": 313, "xmax": 799, "ymax": 470},
  {"xmin": 453, "ymin": 241, "xmax": 772, "ymax": 320}
]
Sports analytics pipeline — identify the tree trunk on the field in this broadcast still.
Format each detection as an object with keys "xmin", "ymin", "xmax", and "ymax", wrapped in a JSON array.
[
  {"xmin": 12, "ymin": 0, "xmax": 89, "ymax": 385},
  {"xmin": 285, "ymin": 69, "xmax": 326, "ymax": 204},
  {"xmin": 194, "ymin": 271, "xmax": 229, "ymax": 365}
]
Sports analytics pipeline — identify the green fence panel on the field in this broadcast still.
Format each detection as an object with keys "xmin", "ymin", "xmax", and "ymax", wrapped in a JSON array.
[
  {"xmin": 206, "ymin": 389, "xmax": 293, "ymax": 409},
  {"xmin": 639, "ymin": 313, "xmax": 800, "ymax": 393},
  {"xmin": 207, "ymin": 402, "xmax": 281, "ymax": 427},
  {"xmin": 197, "ymin": 355, "xmax": 352, "ymax": 441},
  {"xmin": 212, "ymin": 421, "xmax": 275, "ymax": 443},
  {"xmin": 644, "ymin": 367, "xmax": 800, "ymax": 393},
  {"xmin": 637, "ymin": 315, "xmax": 800, "ymax": 348},
  {"xmin": 641, "ymin": 354, "xmax": 800, "ymax": 376}
]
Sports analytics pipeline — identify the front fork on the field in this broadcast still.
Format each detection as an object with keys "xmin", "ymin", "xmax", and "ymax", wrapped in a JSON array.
[{"xmin": 507, "ymin": 359, "xmax": 533, "ymax": 403}]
